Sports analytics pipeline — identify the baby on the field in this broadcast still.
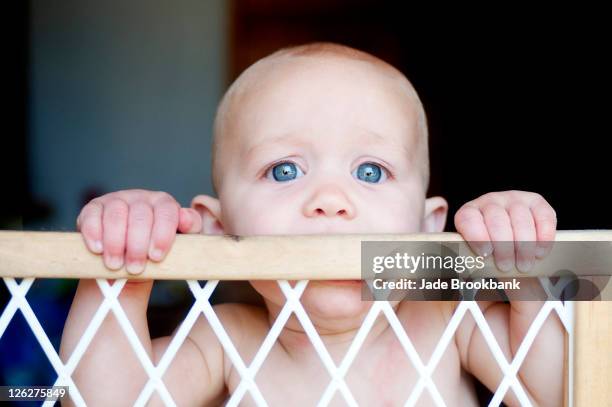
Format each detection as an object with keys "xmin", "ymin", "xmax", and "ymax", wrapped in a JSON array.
[{"xmin": 60, "ymin": 43, "xmax": 562, "ymax": 406}]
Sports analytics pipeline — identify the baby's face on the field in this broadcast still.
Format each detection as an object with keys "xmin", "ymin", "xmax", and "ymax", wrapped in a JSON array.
[{"xmin": 213, "ymin": 56, "xmax": 438, "ymax": 319}]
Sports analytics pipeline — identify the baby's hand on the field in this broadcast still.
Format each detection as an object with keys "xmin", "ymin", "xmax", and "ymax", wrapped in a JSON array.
[
  {"xmin": 76, "ymin": 189, "xmax": 202, "ymax": 274},
  {"xmin": 454, "ymin": 190, "xmax": 557, "ymax": 272}
]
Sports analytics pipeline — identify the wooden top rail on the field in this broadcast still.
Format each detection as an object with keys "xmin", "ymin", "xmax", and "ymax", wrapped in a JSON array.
[{"xmin": 0, "ymin": 230, "xmax": 611, "ymax": 280}]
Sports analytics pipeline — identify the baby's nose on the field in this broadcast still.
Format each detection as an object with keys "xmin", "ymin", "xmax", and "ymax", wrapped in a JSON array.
[{"xmin": 303, "ymin": 184, "xmax": 356, "ymax": 219}]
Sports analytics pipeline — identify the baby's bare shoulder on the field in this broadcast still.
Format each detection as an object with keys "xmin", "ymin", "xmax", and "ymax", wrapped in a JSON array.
[
  {"xmin": 149, "ymin": 303, "xmax": 270, "ymax": 405},
  {"xmin": 201, "ymin": 303, "xmax": 270, "ymax": 382}
]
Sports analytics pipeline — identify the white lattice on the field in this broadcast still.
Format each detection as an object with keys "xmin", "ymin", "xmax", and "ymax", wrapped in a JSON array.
[{"xmin": 0, "ymin": 277, "xmax": 573, "ymax": 407}]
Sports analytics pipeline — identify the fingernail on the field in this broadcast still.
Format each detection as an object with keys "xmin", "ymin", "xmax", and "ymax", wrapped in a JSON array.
[
  {"xmin": 536, "ymin": 246, "xmax": 548, "ymax": 258},
  {"xmin": 106, "ymin": 256, "xmax": 123, "ymax": 270},
  {"xmin": 92, "ymin": 241, "xmax": 103, "ymax": 254},
  {"xmin": 126, "ymin": 261, "xmax": 144, "ymax": 275},
  {"xmin": 516, "ymin": 258, "xmax": 534, "ymax": 273},
  {"xmin": 149, "ymin": 247, "xmax": 163, "ymax": 262},
  {"xmin": 497, "ymin": 259, "xmax": 513, "ymax": 272},
  {"xmin": 480, "ymin": 242, "xmax": 493, "ymax": 257}
]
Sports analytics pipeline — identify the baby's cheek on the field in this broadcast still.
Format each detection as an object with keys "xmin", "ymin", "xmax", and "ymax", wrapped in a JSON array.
[
  {"xmin": 245, "ymin": 213, "xmax": 288, "ymax": 235},
  {"xmin": 224, "ymin": 198, "xmax": 290, "ymax": 235},
  {"xmin": 369, "ymin": 212, "xmax": 420, "ymax": 234},
  {"xmin": 365, "ymin": 194, "xmax": 422, "ymax": 233}
]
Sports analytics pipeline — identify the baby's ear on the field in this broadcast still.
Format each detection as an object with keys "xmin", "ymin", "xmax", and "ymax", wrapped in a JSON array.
[
  {"xmin": 191, "ymin": 194, "xmax": 224, "ymax": 235},
  {"xmin": 422, "ymin": 196, "xmax": 448, "ymax": 233}
]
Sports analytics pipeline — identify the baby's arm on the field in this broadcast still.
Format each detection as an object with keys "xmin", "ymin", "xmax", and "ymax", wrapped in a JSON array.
[
  {"xmin": 60, "ymin": 190, "xmax": 225, "ymax": 406},
  {"xmin": 453, "ymin": 191, "xmax": 562, "ymax": 407}
]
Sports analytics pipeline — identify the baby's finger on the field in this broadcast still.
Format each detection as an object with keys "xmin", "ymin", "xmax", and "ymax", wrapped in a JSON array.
[
  {"xmin": 178, "ymin": 208, "xmax": 203, "ymax": 234},
  {"xmin": 148, "ymin": 199, "xmax": 180, "ymax": 262},
  {"xmin": 102, "ymin": 199, "xmax": 129, "ymax": 270},
  {"xmin": 454, "ymin": 205, "xmax": 492, "ymax": 257},
  {"xmin": 531, "ymin": 199, "xmax": 557, "ymax": 258},
  {"xmin": 77, "ymin": 201, "xmax": 104, "ymax": 254},
  {"xmin": 508, "ymin": 202, "xmax": 536, "ymax": 273},
  {"xmin": 482, "ymin": 204, "xmax": 515, "ymax": 272},
  {"xmin": 125, "ymin": 201, "xmax": 153, "ymax": 275}
]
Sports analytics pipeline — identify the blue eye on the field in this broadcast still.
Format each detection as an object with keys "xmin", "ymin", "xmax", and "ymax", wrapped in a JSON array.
[
  {"xmin": 353, "ymin": 162, "xmax": 387, "ymax": 183},
  {"xmin": 267, "ymin": 162, "xmax": 304, "ymax": 182}
]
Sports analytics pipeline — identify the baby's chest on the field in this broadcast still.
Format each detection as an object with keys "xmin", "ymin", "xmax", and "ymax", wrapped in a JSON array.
[{"xmin": 228, "ymin": 344, "xmax": 472, "ymax": 407}]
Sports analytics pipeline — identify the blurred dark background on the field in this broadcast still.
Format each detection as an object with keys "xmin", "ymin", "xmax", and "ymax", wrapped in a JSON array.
[
  {"xmin": 1, "ymin": 0, "xmax": 609, "ymax": 405},
  {"xmin": 3, "ymin": 1, "xmax": 610, "ymax": 231}
]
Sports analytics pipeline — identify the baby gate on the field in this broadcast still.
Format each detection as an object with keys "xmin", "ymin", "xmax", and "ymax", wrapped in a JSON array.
[{"xmin": 0, "ymin": 230, "xmax": 610, "ymax": 406}]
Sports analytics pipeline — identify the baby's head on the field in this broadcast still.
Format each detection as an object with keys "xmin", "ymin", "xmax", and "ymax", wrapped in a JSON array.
[{"xmin": 193, "ymin": 43, "xmax": 448, "ymax": 320}]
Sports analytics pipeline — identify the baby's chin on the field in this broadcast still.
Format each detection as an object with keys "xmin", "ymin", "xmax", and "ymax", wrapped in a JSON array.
[
  {"xmin": 251, "ymin": 280, "xmax": 370, "ymax": 321},
  {"xmin": 300, "ymin": 281, "xmax": 370, "ymax": 320}
]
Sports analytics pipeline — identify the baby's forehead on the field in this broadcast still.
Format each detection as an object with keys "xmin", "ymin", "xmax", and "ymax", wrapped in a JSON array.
[
  {"xmin": 212, "ymin": 50, "xmax": 430, "ymax": 191},
  {"xmin": 225, "ymin": 55, "xmax": 422, "ymax": 142}
]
